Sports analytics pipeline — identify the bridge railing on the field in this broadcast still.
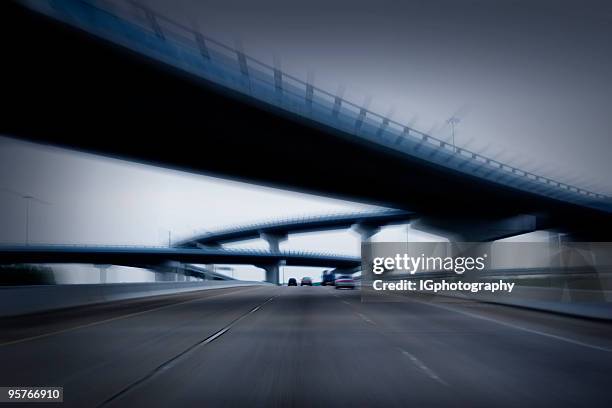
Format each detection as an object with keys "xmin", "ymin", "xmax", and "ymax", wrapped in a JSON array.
[
  {"xmin": 175, "ymin": 209, "xmax": 411, "ymax": 245},
  {"xmin": 0, "ymin": 243, "xmax": 358, "ymax": 261},
  {"xmin": 26, "ymin": 0, "xmax": 610, "ymax": 209}
]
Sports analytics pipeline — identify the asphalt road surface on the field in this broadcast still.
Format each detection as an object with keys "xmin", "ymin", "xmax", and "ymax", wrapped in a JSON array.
[{"xmin": 1, "ymin": 285, "xmax": 612, "ymax": 407}]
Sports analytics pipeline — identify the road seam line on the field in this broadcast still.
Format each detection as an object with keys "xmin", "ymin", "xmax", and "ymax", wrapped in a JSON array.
[
  {"xmin": 399, "ymin": 348, "xmax": 448, "ymax": 386},
  {"xmin": 0, "ymin": 286, "xmax": 262, "ymax": 347},
  {"xmin": 97, "ymin": 295, "xmax": 276, "ymax": 407},
  {"xmin": 356, "ymin": 312, "xmax": 376, "ymax": 325}
]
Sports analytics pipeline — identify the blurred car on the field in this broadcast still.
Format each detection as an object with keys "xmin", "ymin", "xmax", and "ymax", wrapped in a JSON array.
[
  {"xmin": 287, "ymin": 278, "xmax": 297, "ymax": 286},
  {"xmin": 321, "ymin": 270, "xmax": 335, "ymax": 286},
  {"xmin": 334, "ymin": 275, "xmax": 355, "ymax": 289},
  {"xmin": 300, "ymin": 277, "xmax": 313, "ymax": 286}
]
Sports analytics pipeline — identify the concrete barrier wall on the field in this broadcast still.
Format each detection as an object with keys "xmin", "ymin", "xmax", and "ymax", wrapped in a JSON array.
[
  {"xmin": 0, "ymin": 281, "xmax": 268, "ymax": 317},
  {"xmin": 368, "ymin": 273, "xmax": 612, "ymax": 320}
]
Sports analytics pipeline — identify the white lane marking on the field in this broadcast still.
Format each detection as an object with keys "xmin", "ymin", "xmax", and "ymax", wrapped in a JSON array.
[
  {"xmin": 337, "ymin": 293, "xmax": 374, "ymax": 324},
  {"xmin": 408, "ymin": 297, "xmax": 612, "ymax": 353},
  {"xmin": 399, "ymin": 349, "xmax": 448, "ymax": 386},
  {"xmin": 201, "ymin": 327, "xmax": 230, "ymax": 346},
  {"xmin": 356, "ymin": 313, "xmax": 376, "ymax": 325},
  {"xmin": 0, "ymin": 286, "xmax": 265, "ymax": 347}
]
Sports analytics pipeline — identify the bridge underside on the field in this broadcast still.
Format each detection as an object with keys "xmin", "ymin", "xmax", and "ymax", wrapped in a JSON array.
[{"xmin": 1, "ymin": 2, "xmax": 611, "ymax": 239}]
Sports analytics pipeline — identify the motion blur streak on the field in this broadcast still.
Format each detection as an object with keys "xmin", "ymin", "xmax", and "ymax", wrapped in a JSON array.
[{"xmin": 1, "ymin": 286, "xmax": 612, "ymax": 407}]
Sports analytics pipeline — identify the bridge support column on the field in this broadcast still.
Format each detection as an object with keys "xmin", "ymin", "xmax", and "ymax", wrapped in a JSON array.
[
  {"xmin": 410, "ymin": 216, "xmax": 539, "ymax": 280},
  {"xmin": 354, "ymin": 224, "xmax": 380, "ymax": 274},
  {"xmin": 353, "ymin": 223, "xmax": 380, "ymax": 243},
  {"xmin": 260, "ymin": 263, "xmax": 281, "ymax": 285},
  {"xmin": 155, "ymin": 272, "xmax": 171, "ymax": 281},
  {"xmin": 154, "ymin": 262, "xmax": 182, "ymax": 282},
  {"xmin": 261, "ymin": 233, "xmax": 287, "ymax": 253},
  {"xmin": 96, "ymin": 265, "xmax": 109, "ymax": 284}
]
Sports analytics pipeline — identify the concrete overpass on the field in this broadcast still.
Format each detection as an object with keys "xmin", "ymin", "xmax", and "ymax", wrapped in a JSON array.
[
  {"xmin": 0, "ymin": 244, "xmax": 360, "ymax": 284},
  {"xmin": 175, "ymin": 209, "xmax": 413, "ymax": 250},
  {"xmin": 2, "ymin": 0, "xmax": 612, "ymax": 241},
  {"xmin": 2, "ymin": 3, "xmax": 612, "ymax": 406}
]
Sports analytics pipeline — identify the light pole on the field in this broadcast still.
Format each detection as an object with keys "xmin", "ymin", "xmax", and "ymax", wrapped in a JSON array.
[
  {"xmin": 446, "ymin": 116, "xmax": 461, "ymax": 152},
  {"xmin": 1, "ymin": 189, "xmax": 51, "ymax": 245}
]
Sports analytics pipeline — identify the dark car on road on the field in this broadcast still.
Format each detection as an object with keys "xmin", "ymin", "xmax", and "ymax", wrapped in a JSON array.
[
  {"xmin": 321, "ymin": 270, "xmax": 335, "ymax": 286},
  {"xmin": 288, "ymin": 278, "xmax": 297, "ymax": 286},
  {"xmin": 300, "ymin": 277, "xmax": 313, "ymax": 286}
]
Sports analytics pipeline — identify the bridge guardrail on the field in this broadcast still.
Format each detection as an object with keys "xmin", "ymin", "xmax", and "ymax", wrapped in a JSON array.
[
  {"xmin": 0, "ymin": 280, "xmax": 268, "ymax": 317},
  {"xmin": 24, "ymin": 0, "xmax": 610, "ymax": 211},
  {"xmin": 369, "ymin": 267, "xmax": 612, "ymax": 319},
  {"xmin": 175, "ymin": 209, "xmax": 411, "ymax": 246}
]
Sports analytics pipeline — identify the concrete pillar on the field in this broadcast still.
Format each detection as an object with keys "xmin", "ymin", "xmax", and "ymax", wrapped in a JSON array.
[
  {"xmin": 260, "ymin": 263, "xmax": 280, "ymax": 285},
  {"xmin": 353, "ymin": 223, "xmax": 380, "ymax": 242},
  {"xmin": 545, "ymin": 231, "xmax": 606, "ymax": 302},
  {"xmin": 204, "ymin": 264, "xmax": 216, "ymax": 279},
  {"xmin": 354, "ymin": 224, "xmax": 380, "ymax": 280},
  {"xmin": 548, "ymin": 231, "xmax": 563, "ymax": 269},
  {"xmin": 260, "ymin": 233, "xmax": 287, "ymax": 253},
  {"xmin": 155, "ymin": 271, "xmax": 175, "ymax": 282},
  {"xmin": 95, "ymin": 264, "xmax": 110, "ymax": 284}
]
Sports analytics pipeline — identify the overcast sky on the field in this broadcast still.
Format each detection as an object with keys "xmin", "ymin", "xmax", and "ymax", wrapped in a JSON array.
[{"xmin": 142, "ymin": 0, "xmax": 612, "ymax": 194}]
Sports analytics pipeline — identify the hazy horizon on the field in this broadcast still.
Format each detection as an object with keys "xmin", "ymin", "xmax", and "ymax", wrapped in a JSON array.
[{"xmin": 0, "ymin": 136, "xmax": 452, "ymax": 282}]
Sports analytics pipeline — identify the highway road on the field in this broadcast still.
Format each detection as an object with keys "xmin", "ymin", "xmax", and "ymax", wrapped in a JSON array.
[{"xmin": 1, "ymin": 286, "xmax": 612, "ymax": 407}]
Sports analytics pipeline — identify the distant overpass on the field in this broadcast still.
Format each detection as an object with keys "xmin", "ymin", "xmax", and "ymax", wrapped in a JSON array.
[
  {"xmin": 175, "ymin": 209, "xmax": 413, "ymax": 249},
  {"xmin": 0, "ymin": 245, "xmax": 359, "ymax": 270},
  {"xmin": 2, "ymin": 0, "xmax": 612, "ymax": 239}
]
